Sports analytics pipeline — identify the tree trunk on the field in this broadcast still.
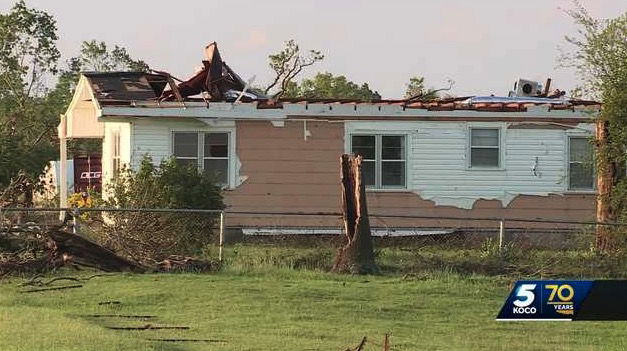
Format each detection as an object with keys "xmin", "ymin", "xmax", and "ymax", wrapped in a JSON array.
[
  {"xmin": 46, "ymin": 227, "xmax": 145, "ymax": 272},
  {"xmin": 332, "ymin": 154, "xmax": 379, "ymax": 274},
  {"xmin": 595, "ymin": 119, "xmax": 616, "ymax": 252}
]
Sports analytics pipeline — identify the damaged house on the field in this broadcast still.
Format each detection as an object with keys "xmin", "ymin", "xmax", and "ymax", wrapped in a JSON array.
[{"xmin": 58, "ymin": 43, "xmax": 600, "ymax": 236}]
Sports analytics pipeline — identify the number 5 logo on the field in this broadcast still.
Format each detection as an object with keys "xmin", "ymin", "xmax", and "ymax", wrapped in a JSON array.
[{"xmin": 514, "ymin": 284, "xmax": 536, "ymax": 307}]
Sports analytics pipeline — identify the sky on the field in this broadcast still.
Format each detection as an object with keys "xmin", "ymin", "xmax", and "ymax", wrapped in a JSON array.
[{"xmin": 1, "ymin": 0, "xmax": 625, "ymax": 98}]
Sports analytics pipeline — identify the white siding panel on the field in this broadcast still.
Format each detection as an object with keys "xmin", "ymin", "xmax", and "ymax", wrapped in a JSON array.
[{"xmin": 346, "ymin": 121, "xmax": 588, "ymax": 209}]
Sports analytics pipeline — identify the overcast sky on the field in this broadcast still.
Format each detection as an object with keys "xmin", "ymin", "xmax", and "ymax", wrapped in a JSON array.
[{"xmin": 1, "ymin": 0, "xmax": 625, "ymax": 98}]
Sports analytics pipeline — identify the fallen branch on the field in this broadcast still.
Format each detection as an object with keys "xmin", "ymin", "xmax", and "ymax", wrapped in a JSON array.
[{"xmin": 345, "ymin": 336, "xmax": 367, "ymax": 351}]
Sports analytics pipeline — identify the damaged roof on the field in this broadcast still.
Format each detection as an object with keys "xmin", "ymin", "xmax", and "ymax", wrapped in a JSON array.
[
  {"xmin": 81, "ymin": 41, "xmax": 599, "ymax": 114},
  {"xmin": 84, "ymin": 71, "xmax": 169, "ymax": 102},
  {"xmin": 83, "ymin": 71, "xmax": 598, "ymax": 114}
]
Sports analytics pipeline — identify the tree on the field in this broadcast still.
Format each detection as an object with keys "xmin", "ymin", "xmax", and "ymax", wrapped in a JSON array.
[
  {"xmin": 562, "ymin": 2, "xmax": 627, "ymax": 251},
  {"xmin": 76, "ymin": 40, "xmax": 149, "ymax": 73},
  {"xmin": 404, "ymin": 76, "xmax": 454, "ymax": 100},
  {"xmin": 0, "ymin": 1, "xmax": 60, "ymax": 200},
  {"xmin": 285, "ymin": 72, "xmax": 381, "ymax": 100},
  {"xmin": 264, "ymin": 39, "xmax": 324, "ymax": 98},
  {"xmin": 404, "ymin": 76, "xmax": 436, "ymax": 100}
]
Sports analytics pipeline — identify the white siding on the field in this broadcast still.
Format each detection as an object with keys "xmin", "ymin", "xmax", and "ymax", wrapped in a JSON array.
[
  {"xmin": 129, "ymin": 118, "xmax": 238, "ymax": 187},
  {"xmin": 346, "ymin": 121, "xmax": 593, "ymax": 209}
]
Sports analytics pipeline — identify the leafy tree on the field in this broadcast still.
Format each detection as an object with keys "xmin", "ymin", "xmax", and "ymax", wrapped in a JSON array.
[
  {"xmin": 562, "ymin": 3, "xmax": 626, "ymax": 251},
  {"xmin": 404, "ymin": 76, "xmax": 454, "ymax": 100},
  {"xmin": 285, "ymin": 72, "xmax": 381, "ymax": 100},
  {"xmin": 264, "ymin": 39, "xmax": 324, "ymax": 98},
  {"xmin": 76, "ymin": 40, "xmax": 149, "ymax": 73},
  {"xmin": 404, "ymin": 76, "xmax": 437, "ymax": 100},
  {"xmin": 0, "ymin": 1, "xmax": 60, "ymax": 198}
]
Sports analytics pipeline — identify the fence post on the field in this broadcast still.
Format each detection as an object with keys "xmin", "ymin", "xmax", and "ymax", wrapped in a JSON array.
[
  {"xmin": 72, "ymin": 208, "xmax": 80, "ymax": 235},
  {"xmin": 498, "ymin": 219, "xmax": 505, "ymax": 252},
  {"xmin": 219, "ymin": 210, "xmax": 225, "ymax": 262}
]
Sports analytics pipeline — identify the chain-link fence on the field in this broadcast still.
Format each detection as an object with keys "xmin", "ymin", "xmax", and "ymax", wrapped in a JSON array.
[
  {"xmin": 0, "ymin": 208, "xmax": 225, "ymax": 264},
  {"xmin": 223, "ymin": 210, "xmax": 607, "ymax": 251},
  {"xmin": 1, "ymin": 206, "xmax": 623, "ymax": 265}
]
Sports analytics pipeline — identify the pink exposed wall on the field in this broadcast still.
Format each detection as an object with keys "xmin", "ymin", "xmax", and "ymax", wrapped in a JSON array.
[{"xmin": 223, "ymin": 120, "xmax": 595, "ymax": 228}]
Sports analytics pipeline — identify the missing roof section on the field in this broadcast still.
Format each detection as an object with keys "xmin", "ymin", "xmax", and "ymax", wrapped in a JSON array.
[{"xmin": 84, "ymin": 72, "xmax": 169, "ymax": 102}]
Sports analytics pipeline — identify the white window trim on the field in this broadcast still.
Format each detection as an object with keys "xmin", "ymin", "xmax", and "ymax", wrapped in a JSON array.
[
  {"xmin": 348, "ymin": 133, "xmax": 408, "ymax": 190},
  {"xmin": 170, "ymin": 128, "xmax": 237, "ymax": 189},
  {"xmin": 111, "ymin": 130, "xmax": 121, "ymax": 178},
  {"xmin": 466, "ymin": 124, "xmax": 506, "ymax": 171},
  {"xmin": 566, "ymin": 135, "xmax": 596, "ymax": 193}
]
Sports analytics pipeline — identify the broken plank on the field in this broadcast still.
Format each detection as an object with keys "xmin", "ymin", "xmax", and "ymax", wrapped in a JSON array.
[
  {"xmin": 148, "ymin": 338, "xmax": 227, "ymax": 343},
  {"xmin": 83, "ymin": 314, "xmax": 156, "ymax": 319},
  {"xmin": 105, "ymin": 325, "xmax": 189, "ymax": 330}
]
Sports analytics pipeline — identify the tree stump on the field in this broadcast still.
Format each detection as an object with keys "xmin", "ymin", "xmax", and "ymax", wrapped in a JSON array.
[{"xmin": 332, "ymin": 154, "xmax": 379, "ymax": 274}]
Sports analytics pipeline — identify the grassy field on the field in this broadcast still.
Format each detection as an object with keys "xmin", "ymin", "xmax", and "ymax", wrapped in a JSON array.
[{"xmin": 1, "ymin": 245, "xmax": 627, "ymax": 350}]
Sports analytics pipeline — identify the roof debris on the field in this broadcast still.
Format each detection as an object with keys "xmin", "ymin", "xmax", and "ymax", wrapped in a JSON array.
[{"xmin": 80, "ymin": 41, "xmax": 600, "ymax": 112}]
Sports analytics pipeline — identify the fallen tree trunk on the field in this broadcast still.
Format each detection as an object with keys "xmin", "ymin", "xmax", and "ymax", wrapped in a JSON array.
[
  {"xmin": 2, "ymin": 226, "xmax": 222, "ymax": 275},
  {"xmin": 45, "ymin": 227, "xmax": 145, "ymax": 272},
  {"xmin": 332, "ymin": 154, "xmax": 379, "ymax": 274}
]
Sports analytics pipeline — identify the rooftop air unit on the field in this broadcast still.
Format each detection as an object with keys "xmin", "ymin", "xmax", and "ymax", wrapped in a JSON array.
[{"xmin": 509, "ymin": 79, "xmax": 543, "ymax": 97}]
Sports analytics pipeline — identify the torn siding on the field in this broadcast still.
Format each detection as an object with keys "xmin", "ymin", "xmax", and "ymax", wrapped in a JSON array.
[{"xmin": 345, "ymin": 121, "xmax": 595, "ymax": 209}]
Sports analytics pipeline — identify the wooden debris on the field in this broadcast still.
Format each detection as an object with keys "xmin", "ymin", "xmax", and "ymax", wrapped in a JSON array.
[
  {"xmin": 22, "ymin": 284, "xmax": 83, "ymax": 293},
  {"xmin": 345, "ymin": 336, "xmax": 367, "ymax": 351},
  {"xmin": 83, "ymin": 314, "xmax": 156, "ymax": 319},
  {"xmin": 155, "ymin": 255, "xmax": 219, "ymax": 273},
  {"xmin": 148, "ymin": 338, "xmax": 227, "ymax": 343},
  {"xmin": 98, "ymin": 301, "xmax": 121, "ymax": 305},
  {"xmin": 45, "ymin": 227, "xmax": 145, "ymax": 273},
  {"xmin": 106, "ymin": 324, "xmax": 190, "ymax": 330},
  {"xmin": 383, "ymin": 334, "xmax": 390, "ymax": 351}
]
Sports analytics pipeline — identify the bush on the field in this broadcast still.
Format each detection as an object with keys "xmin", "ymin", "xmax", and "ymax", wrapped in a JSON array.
[{"xmin": 96, "ymin": 156, "xmax": 224, "ymax": 263}]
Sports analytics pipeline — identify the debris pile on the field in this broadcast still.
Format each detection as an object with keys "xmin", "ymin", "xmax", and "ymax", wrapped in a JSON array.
[{"xmin": 157, "ymin": 42, "xmax": 265, "ymax": 103}]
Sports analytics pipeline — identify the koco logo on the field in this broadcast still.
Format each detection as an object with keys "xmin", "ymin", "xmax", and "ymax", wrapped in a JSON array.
[{"xmin": 513, "ymin": 284, "xmax": 537, "ymax": 314}]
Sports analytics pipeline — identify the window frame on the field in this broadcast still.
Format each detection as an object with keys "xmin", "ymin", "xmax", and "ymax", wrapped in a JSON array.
[
  {"xmin": 111, "ymin": 130, "xmax": 121, "ymax": 178},
  {"xmin": 350, "ymin": 133, "xmax": 407, "ymax": 190},
  {"xmin": 567, "ymin": 136, "xmax": 595, "ymax": 192},
  {"xmin": 467, "ymin": 126, "xmax": 504, "ymax": 170},
  {"xmin": 171, "ymin": 130, "xmax": 234, "ymax": 188}
]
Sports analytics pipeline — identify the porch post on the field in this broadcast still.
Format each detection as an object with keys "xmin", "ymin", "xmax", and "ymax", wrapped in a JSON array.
[{"xmin": 58, "ymin": 114, "xmax": 68, "ymax": 212}]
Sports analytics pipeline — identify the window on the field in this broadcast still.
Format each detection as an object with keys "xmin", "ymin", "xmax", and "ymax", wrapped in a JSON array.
[
  {"xmin": 470, "ymin": 128, "xmax": 500, "ymax": 168},
  {"xmin": 203, "ymin": 133, "xmax": 229, "ymax": 184},
  {"xmin": 111, "ymin": 131, "xmax": 121, "ymax": 178},
  {"xmin": 173, "ymin": 132, "xmax": 198, "ymax": 169},
  {"xmin": 568, "ymin": 137, "xmax": 594, "ymax": 190},
  {"xmin": 351, "ymin": 135, "xmax": 406, "ymax": 188},
  {"xmin": 173, "ymin": 132, "xmax": 230, "ymax": 185}
]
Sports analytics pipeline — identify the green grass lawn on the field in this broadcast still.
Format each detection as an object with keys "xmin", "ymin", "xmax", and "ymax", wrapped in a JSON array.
[{"xmin": 2, "ymin": 265, "xmax": 627, "ymax": 351}]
